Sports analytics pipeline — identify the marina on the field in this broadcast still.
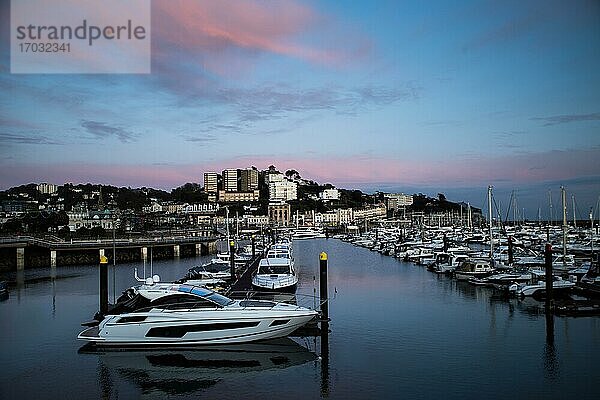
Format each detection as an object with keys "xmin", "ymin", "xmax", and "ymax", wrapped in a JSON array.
[
  {"xmin": 1, "ymin": 237, "xmax": 599, "ymax": 399},
  {"xmin": 2, "ymin": 0, "xmax": 599, "ymax": 398}
]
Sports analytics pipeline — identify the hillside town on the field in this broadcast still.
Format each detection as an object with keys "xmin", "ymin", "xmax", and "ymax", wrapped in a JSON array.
[{"xmin": 0, "ymin": 166, "xmax": 481, "ymax": 238}]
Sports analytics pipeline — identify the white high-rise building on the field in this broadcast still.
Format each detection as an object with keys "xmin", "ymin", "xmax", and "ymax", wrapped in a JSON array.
[
  {"xmin": 320, "ymin": 188, "xmax": 340, "ymax": 201},
  {"xmin": 222, "ymin": 169, "xmax": 238, "ymax": 192},
  {"xmin": 269, "ymin": 180, "xmax": 298, "ymax": 201},
  {"xmin": 239, "ymin": 168, "xmax": 258, "ymax": 191},
  {"xmin": 203, "ymin": 172, "xmax": 218, "ymax": 194},
  {"xmin": 37, "ymin": 182, "xmax": 58, "ymax": 194},
  {"xmin": 266, "ymin": 172, "xmax": 284, "ymax": 184}
]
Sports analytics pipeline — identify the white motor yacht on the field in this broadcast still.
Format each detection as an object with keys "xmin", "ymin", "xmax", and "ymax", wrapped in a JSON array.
[
  {"xmin": 454, "ymin": 259, "xmax": 495, "ymax": 281},
  {"xmin": 511, "ymin": 277, "xmax": 575, "ymax": 297},
  {"xmin": 292, "ymin": 229, "xmax": 325, "ymax": 240},
  {"xmin": 252, "ymin": 258, "xmax": 298, "ymax": 293},
  {"xmin": 252, "ymin": 241, "xmax": 297, "ymax": 293},
  {"xmin": 78, "ymin": 284, "xmax": 317, "ymax": 346}
]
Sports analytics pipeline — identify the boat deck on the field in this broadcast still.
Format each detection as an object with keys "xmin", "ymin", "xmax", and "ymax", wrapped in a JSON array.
[{"xmin": 78, "ymin": 326, "xmax": 100, "ymax": 339}]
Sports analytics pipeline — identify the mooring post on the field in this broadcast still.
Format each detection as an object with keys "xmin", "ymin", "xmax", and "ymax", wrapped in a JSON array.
[
  {"xmin": 251, "ymin": 235, "xmax": 256, "ymax": 258},
  {"xmin": 545, "ymin": 243, "xmax": 554, "ymax": 312},
  {"xmin": 50, "ymin": 250, "xmax": 57, "ymax": 268},
  {"xmin": 99, "ymin": 254, "xmax": 109, "ymax": 315},
  {"xmin": 229, "ymin": 240, "xmax": 236, "ymax": 280},
  {"xmin": 16, "ymin": 247, "xmax": 25, "ymax": 271},
  {"xmin": 508, "ymin": 236, "xmax": 514, "ymax": 266},
  {"xmin": 319, "ymin": 252, "xmax": 329, "ymax": 321}
]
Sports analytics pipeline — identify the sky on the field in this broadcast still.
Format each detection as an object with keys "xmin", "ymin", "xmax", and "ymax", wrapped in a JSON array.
[{"xmin": 0, "ymin": 0, "xmax": 599, "ymax": 218}]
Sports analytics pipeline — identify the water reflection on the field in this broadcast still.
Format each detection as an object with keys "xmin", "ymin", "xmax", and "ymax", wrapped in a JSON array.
[
  {"xmin": 81, "ymin": 338, "xmax": 317, "ymax": 396},
  {"xmin": 543, "ymin": 312, "xmax": 559, "ymax": 380},
  {"xmin": 319, "ymin": 321, "xmax": 330, "ymax": 397}
]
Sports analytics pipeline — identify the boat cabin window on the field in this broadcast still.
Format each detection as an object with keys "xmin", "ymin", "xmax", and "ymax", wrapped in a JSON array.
[
  {"xmin": 437, "ymin": 254, "xmax": 450, "ymax": 263},
  {"xmin": 259, "ymin": 265, "xmax": 291, "ymax": 274},
  {"xmin": 150, "ymin": 294, "xmax": 219, "ymax": 309}
]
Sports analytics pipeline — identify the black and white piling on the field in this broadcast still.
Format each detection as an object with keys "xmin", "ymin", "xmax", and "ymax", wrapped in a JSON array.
[
  {"xmin": 229, "ymin": 240, "xmax": 236, "ymax": 280},
  {"xmin": 99, "ymin": 254, "xmax": 109, "ymax": 315},
  {"xmin": 319, "ymin": 252, "xmax": 329, "ymax": 321}
]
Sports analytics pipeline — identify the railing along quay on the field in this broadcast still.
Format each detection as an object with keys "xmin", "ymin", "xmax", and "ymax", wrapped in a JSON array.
[
  {"xmin": 0, "ymin": 233, "xmax": 223, "ymax": 270},
  {"xmin": 0, "ymin": 234, "xmax": 221, "ymax": 249}
]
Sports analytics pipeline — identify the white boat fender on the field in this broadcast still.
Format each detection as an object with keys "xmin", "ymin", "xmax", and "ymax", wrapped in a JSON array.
[{"xmin": 153, "ymin": 274, "xmax": 160, "ymax": 283}]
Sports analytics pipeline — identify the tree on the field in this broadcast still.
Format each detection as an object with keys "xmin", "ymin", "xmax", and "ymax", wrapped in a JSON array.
[
  {"xmin": 89, "ymin": 226, "xmax": 107, "ymax": 238},
  {"xmin": 76, "ymin": 226, "xmax": 91, "ymax": 238},
  {"xmin": 285, "ymin": 169, "xmax": 300, "ymax": 180},
  {"xmin": 1, "ymin": 218, "xmax": 23, "ymax": 234},
  {"xmin": 57, "ymin": 226, "xmax": 71, "ymax": 239},
  {"xmin": 171, "ymin": 183, "xmax": 207, "ymax": 203}
]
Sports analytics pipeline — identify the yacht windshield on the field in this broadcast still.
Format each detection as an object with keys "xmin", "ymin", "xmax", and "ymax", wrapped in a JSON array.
[
  {"xmin": 260, "ymin": 265, "xmax": 291, "ymax": 274},
  {"xmin": 179, "ymin": 285, "xmax": 234, "ymax": 307},
  {"xmin": 206, "ymin": 292, "xmax": 235, "ymax": 307}
]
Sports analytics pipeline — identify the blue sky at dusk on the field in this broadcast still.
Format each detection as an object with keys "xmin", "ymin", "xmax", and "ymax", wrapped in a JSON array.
[{"xmin": 0, "ymin": 0, "xmax": 598, "ymax": 217}]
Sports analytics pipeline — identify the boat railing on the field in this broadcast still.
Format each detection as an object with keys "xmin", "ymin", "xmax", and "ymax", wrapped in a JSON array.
[{"xmin": 252, "ymin": 274, "xmax": 297, "ymax": 288}]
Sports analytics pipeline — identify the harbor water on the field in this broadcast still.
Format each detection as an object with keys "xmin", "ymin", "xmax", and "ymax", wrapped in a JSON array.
[{"xmin": 1, "ymin": 238, "xmax": 599, "ymax": 399}]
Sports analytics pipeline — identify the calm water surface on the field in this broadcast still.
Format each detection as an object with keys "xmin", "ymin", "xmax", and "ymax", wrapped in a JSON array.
[{"xmin": 1, "ymin": 238, "xmax": 599, "ymax": 399}]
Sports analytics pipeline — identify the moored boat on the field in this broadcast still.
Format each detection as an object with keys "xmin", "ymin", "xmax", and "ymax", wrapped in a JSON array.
[
  {"xmin": 252, "ymin": 258, "xmax": 298, "ymax": 293},
  {"xmin": 78, "ymin": 284, "xmax": 317, "ymax": 346},
  {"xmin": 454, "ymin": 259, "xmax": 495, "ymax": 281}
]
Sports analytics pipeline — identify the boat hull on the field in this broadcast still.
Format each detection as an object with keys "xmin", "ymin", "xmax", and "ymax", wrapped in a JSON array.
[
  {"xmin": 78, "ymin": 310, "xmax": 316, "ymax": 346},
  {"xmin": 251, "ymin": 282, "xmax": 298, "ymax": 294}
]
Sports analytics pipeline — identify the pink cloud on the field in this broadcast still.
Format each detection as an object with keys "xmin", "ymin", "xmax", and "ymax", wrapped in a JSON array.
[
  {"xmin": 152, "ymin": 0, "xmax": 368, "ymax": 74},
  {"xmin": 3, "ymin": 148, "xmax": 598, "ymax": 192}
]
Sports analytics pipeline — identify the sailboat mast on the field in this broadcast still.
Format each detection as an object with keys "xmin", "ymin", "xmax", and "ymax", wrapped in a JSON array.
[
  {"xmin": 488, "ymin": 186, "xmax": 494, "ymax": 261},
  {"xmin": 572, "ymin": 195, "xmax": 577, "ymax": 228},
  {"xmin": 468, "ymin": 202, "xmax": 472, "ymax": 230},
  {"xmin": 561, "ymin": 186, "xmax": 567, "ymax": 267},
  {"xmin": 548, "ymin": 189, "xmax": 553, "ymax": 226},
  {"xmin": 590, "ymin": 208, "xmax": 594, "ymax": 261}
]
